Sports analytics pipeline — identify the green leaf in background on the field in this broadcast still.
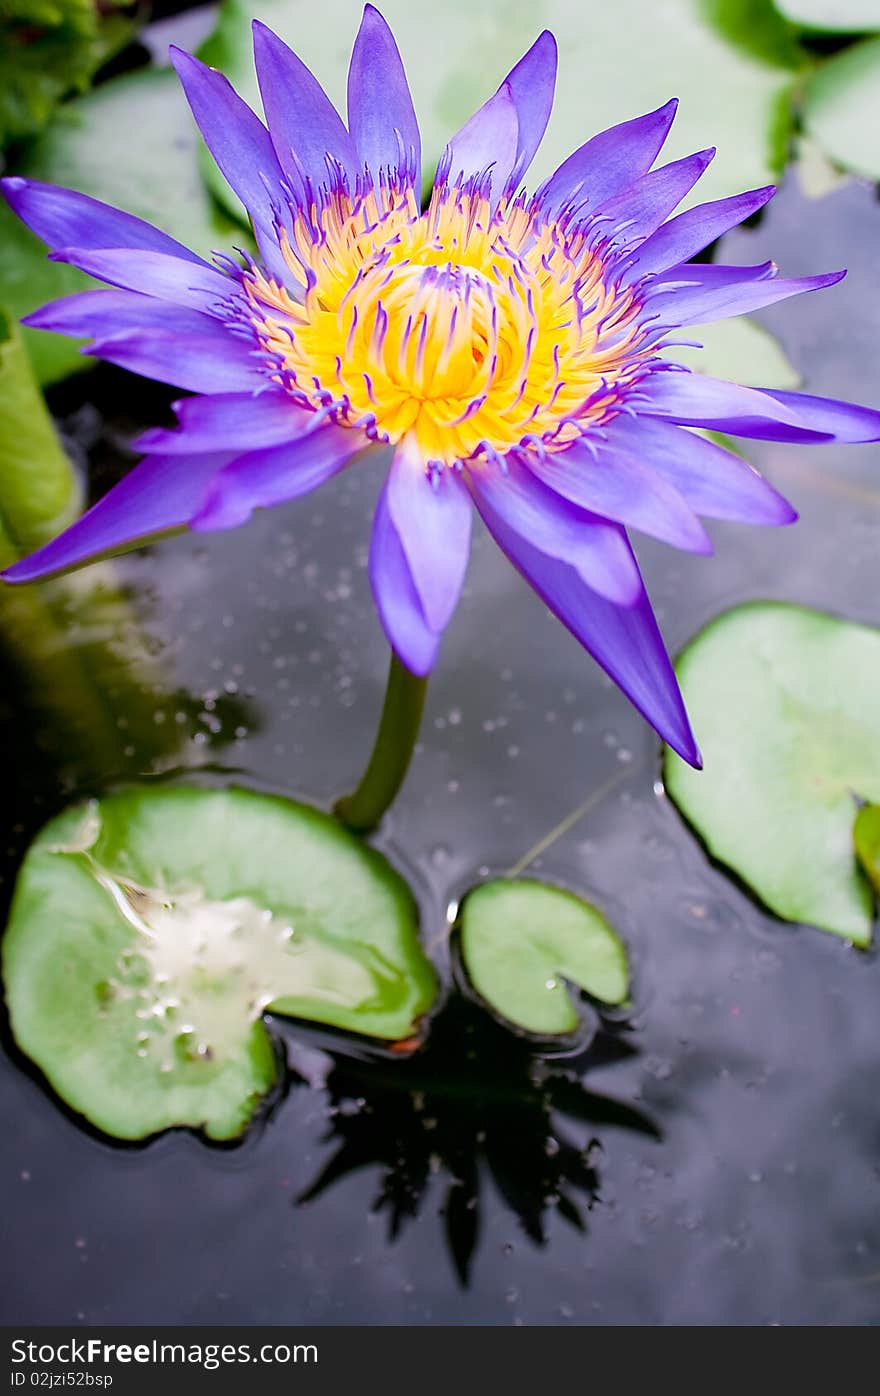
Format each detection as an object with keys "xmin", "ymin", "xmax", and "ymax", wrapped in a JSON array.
[
  {"xmin": 0, "ymin": 65, "xmax": 249, "ymax": 385},
  {"xmin": 666, "ymin": 315, "xmax": 800, "ymax": 388},
  {"xmin": 198, "ymin": 0, "xmax": 804, "ymax": 227},
  {"xmin": 459, "ymin": 879, "xmax": 628, "ymax": 1035},
  {"xmin": 802, "ymin": 36, "xmax": 880, "ymax": 182},
  {"xmin": 3, "ymin": 787, "xmax": 437, "ymax": 1140},
  {"xmin": 854, "ymin": 804, "xmax": 880, "ymax": 896},
  {"xmin": 0, "ymin": 0, "xmax": 138, "ymax": 147},
  {"xmin": 0, "ymin": 307, "xmax": 81, "ymax": 557},
  {"xmin": 0, "ymin": 197, "xmax": 91, "ymax": 388},
  {"xmin": 665, "ymin": 604, "xmax": 880, "ymax": 946},
  {"xmin": 772, "ymin": 0, "xmax": 880, "ymax": 31},
  {"xmin": 794, "ymin": 133, "xmax": 853, "ymax": 200}
]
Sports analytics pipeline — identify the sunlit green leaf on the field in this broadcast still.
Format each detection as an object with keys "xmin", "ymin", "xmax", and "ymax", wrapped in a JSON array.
[
  {"xmin": 3, "ymin": 787, "xmax": 437, "ymax": 1140},
  {"xmin": 459, "ymin": 879, "xmax": 628, "ymax": 1035},
  {"xmin": 802, "ymin": 37, "xmax": 880, "ymax": 182},
  {"xmin": 665, "ymin": 604, "xmax": 880, "ymax": 946}
]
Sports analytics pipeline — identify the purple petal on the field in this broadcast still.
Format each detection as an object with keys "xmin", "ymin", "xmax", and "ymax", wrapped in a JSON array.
[
  {"xmin": 135, "ymin": 390, "xmax": 311, "ymax": 454},
  {"xmin": 369, "ymin": 478, "xmax": 440, "ymax": 678},
  {"xmin": 1, "ymin": 176, "xmax": 206, "ymax": 264},
  {"xmin": 653, "ymin": 260, "xmax": 775, "ymax": 293},
  {"xmin": 646, "ymin": 259, "xmax": 776, "ymax": 318},
  {"xmin": 479, "ymin": 502, "xmax": 700, "ymax": 766},
  {"xmin": 191, "ymin": 423, "xmax": 360, "ymax": 530},
  {"xmin": 536, "ymin": 99, "xmax": 678, "ymax": 220},
  {"xmin": 23, "ymin": 289, "xmax": 222, "ymax": 338},
  {"xmin": 170, "ymin": 48, "xmax": 287, "ymax": 250},
  {"xmin": 439, "ymin": 86, "xmax": 519, "ymax": 206},
  {"xmin": 87, "ymin": 327, "xmax": 265, "ymax": 394},
  {"xmin": 48, "ymin": 247, "xmax": 233, "ymax": 312},
  {"xmin": 385, "ymin": 442, "xmax": 472, "ymax": 632},
  {"xmin": 755, "ymin": 389, "xmax": 880, "ymax": 443},
  {"xmin": 603, "ymin": 416, "xmax": 796, "ymax": 525},
  {"xmin": 502, "ymin": 30, "xmax": 557, "ymax": 188},
  {"xmin": 2, "ymin": 453, "xmax": 232, "ymax": 583},
  {"xmin": 652, "ymin": 264, "xmax": 845, "ymax": 325},
  {"xmin": 524, "ymin": 440, "xmax": 713, "ymax": 553},
  {"xmin": 467, "ymin": 455, "xmax": 642, "ymax": 606},
  {"xmin": 253, "ymin": 21, "xmax": 359, "ymax": 195},
  {"xmin": 347, "ymin": 5, "xmax": 420, "ymax": 188},
  {"xmin": 639, "ymin": 372, "xmax": 832, "ymax": 442},
  {"xmin": 596, "ymin": 149, "xmax": 715, "ymax": 244},
  {"xmin": 632, "ymin": 186, "xmax": 776, "ymax": 278}
]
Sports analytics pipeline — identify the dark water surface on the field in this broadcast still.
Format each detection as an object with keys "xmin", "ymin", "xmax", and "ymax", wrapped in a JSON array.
[{"xmin": 1, "ymin": 179, "xmax": 879, "ymax": 1326}]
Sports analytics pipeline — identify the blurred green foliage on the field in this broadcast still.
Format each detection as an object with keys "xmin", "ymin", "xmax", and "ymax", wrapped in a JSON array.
[{"xmin": 0, "ymin": 0, "xmax": 141, "ymax": 147}]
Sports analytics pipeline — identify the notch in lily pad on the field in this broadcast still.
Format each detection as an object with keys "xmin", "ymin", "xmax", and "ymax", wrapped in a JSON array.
[
  {"xmin": 664, "ymin": 603, "xmax": 880, "ymax": 946},
  {"xmin": 2, "ymin": 786, "xmax": 437, "ymax": 1142},
  {"xmin": 459, "ymin": 879, "xmax": 629, "ymax": 1036}
]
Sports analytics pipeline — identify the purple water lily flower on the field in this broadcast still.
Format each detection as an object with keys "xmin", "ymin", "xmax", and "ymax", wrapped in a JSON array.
[{"xmin": 4, "ymin": 6, "xmax": 880, "ymax": 769}]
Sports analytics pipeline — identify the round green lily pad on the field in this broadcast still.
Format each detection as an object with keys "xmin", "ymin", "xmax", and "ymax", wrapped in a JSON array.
[
  {"xmin": 459, "ymin": 879, "xmax": 628, "ymax": 1036},
  {"xmin": 665, "ymin": 604, "xmax": 880, "ymax": 946},
  {"xmin": 3, "ymin": 786, "xmax": 436, "ymax": 1140}
]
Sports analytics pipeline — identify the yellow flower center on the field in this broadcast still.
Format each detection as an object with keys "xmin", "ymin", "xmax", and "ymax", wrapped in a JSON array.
[{"xmin": 244, "ymin": 183, "xmax": 655, "ymax": 466}]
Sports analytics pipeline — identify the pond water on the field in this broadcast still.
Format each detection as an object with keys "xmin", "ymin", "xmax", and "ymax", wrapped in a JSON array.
[{"xmin": 1, "ymin": 176, "xmax": 879, "ymax": 1326}]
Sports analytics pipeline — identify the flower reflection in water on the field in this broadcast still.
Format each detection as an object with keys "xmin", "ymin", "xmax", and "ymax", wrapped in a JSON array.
[{"xmin": 294, "ymin": 991, "xmax": 658, "ymax": 1284}]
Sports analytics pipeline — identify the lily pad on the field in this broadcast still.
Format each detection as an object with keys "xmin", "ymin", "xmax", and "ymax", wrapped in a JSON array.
[
  {"xmin": 198, "ymin": 0, "xmax": 802, "ymax": 224},
  {"xmin": 854, "ymin": 805, "xmax": 880, "ymax": 896},
  {"xmin": 667, "ymin": 315, "xmax": 800, "ymax": 388},
  {"xmin": 3, "ymin": 786, "xmax": 436, "ymax": 1140},
  {"xmin": 773, "ymin": 0, "xmax": 880, "ymax": 31},
  {"xmin": 459, "ymin": 879, "xmax": 628, "ymax": 1035},
  {"xmin": 0, "ymin": 65, "xmax": 248, "ymax": 385},
  {"xmin": 802, "ymin": 36, "xmax": 880, "ymax": 182},
  {"xmin": 665, "ymin": 604, "xmax": 880, "ymax": 945}
]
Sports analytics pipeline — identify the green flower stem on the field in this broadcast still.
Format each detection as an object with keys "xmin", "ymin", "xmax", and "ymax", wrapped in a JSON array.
[{"xmin": 335, "ymin": 652, "xmax": 428, "ymax": 833}]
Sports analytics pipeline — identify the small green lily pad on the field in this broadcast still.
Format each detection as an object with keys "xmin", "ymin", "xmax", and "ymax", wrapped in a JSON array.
[
  {"xmin": 3, "ymin": 786, "xmax": 436, "ymax": 1140},
  {"xmin": 665, "ymin": 604, "xmax": 880, "ymax": 945},
  {"xmin": 854, "ymin": 805, "xmax": 880, "ymax": 896},
  {"xmin": 802, "ymin": 36, "xmax": 880, "ymax": 182},
  {"xmin": 459, "ymin": 879, "xmax": 628, "ymax": 1035}
]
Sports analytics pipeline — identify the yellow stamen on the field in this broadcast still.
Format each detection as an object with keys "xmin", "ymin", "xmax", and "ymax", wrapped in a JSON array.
[{"xmin": 244, "ymin": 184, "xmax": 654, "ymax": 466}]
